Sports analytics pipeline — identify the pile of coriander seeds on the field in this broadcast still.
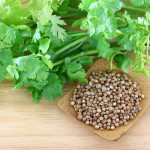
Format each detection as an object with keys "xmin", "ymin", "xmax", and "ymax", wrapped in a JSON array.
[{"xmin": 70, "ymin": 71, "xmax": 144, "ymax": 130}]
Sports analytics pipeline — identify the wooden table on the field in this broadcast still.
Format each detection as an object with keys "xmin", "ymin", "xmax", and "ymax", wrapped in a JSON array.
[{"xmin": 1, "ymin": 56, "xmax": 150, "ymax": 150}]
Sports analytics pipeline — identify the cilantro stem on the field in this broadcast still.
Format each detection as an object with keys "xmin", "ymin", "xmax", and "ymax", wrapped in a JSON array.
[
  {"xmin": 59, "ymin": 41, "xmax": 85, "ymax": 59},
  {"xmin": 68, "ymin": 32, "xmax": 88, "ymax": 37},
  {"xmin": 116, "ymin": 30, "xmax": 123, "ymax": 35},
  {"xmin": 68, "ymin": 7, "xmax": 83, "ymax": 12},
  {"xmin": 54, "ymin": 50, "xmax": 98, "ymax": 66},
  {"xmin": 62, "ymin": 12, "xmax": 87, "ymax": 18},
  {"xmin": 122, "ymin": 3, "xmax": 148, "ymax": 12},
  {"xmin": 65, "ymin": 20, "xmax": 76, "ymax": 23},
  {"xmin": 54, "ymin": 36, "xmax": 88, "ymax": 57}
]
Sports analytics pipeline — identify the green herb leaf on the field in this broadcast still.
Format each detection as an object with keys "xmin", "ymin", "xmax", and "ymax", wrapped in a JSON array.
[
  {"xmin": 13, "ymin": 54, "xmax": 49, "ymax": 82},
  {"xmin": 39, "ymin": 38, "xmax": 51, "ymax": 54},
  {"xmin": 0, "ymin": 49, "xmax": 13, "ymax": 81},
  {"xmin": 115, "ymin": 54, "xmax": 132, "ymax": 72},
  {"xmin": 40, "ymin": 54, "xmax": 54, "ymax": 69},
  {"xmin": 7, "ymin": 65, "xmax": 19, "ymax": 79},
  {"xmin": 96, "ymin": 35, "xmax": 111, "ymax": 59},
  {"xmin": 0, "ymin": 0, "xmax": 31, "ymax": 25},
  {"xmin": 66, "ymin": 61, "xmax": 87, "ymax": 82},
  {"xmin": 130, "ymin": 0, "xmax": 150, "ymax": 7},
  {"xmin": 50, "ymin": 15, "xmax": 67, "ymax": 40},
  {"xmin": 42, "ymin": 73, "xmax": 63, "ymax": 101}
]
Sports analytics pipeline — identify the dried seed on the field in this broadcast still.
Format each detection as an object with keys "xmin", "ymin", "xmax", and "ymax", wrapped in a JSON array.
[{"xmin": 71, "ymin": 71, "xmax": 143, "ymax": 131}]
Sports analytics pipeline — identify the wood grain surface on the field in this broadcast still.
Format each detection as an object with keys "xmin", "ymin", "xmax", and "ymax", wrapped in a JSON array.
[{"xmin": 0, "ymin": 53, "xmax": 150, "ymax": 149}]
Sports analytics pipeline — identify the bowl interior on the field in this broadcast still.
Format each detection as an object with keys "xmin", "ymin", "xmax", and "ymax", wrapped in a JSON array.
[{"xmin": 58, "ymin": 58, "xmax": 150, "ymax": 141}]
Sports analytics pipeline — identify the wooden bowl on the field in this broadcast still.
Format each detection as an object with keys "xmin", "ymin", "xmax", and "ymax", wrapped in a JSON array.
[{"xmin": 58, "ymin": 58, "xmax": 150, "ymax": 141}]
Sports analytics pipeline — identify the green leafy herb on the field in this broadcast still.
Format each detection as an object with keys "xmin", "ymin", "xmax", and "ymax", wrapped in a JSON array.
[
  {"xmin": 66, "ymin": 61, "xmax": 87, "ymax": 82},
  {"xmin": 42, "ymin": 73, "xmax": 63, "ymax": 101},
  {"xmin": 0, "ymin": 49, "xmax": 13, "ymax": 81},
  {"xmin": 79, "ymin": 0, "xmax": 150, "ymax": 76},
  {"xmin": 0, "ymin": 0, "xmax": 150, "ymax": 103},
  {"xmin": 115, "ymin": 54, "xmax": 132, "ymax": 72}
]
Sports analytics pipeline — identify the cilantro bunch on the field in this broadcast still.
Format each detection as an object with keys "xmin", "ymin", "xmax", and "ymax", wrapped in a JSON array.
[
  {"xmin": 0, "ymin": 0, "xmax": 150, "ymax": 103},
  {"xmin": 78, "ymin": 0, "xmax": 150, "ymax": 75}
]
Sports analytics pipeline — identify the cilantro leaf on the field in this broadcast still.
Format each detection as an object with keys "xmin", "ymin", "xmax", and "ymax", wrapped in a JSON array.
[
  {"xmin": 27, "ymin": 87, "xmax": 42, "ymax": 103},
  {"xmin": 0, "ymin": 23, "xmax": 7, "ymax": 40},
  {"xmin": 13, "ymin": 54, "xmax": 49, "ymax": 82},
  {"xmin": 50, "ymin": 15, "xmax": 67, "ymax": 40},
  {"xmin": 38, "ymin": 5, "xmax": 53, "ymax": 26},
  {"xmin": 39, "ymin": 38, "xmax": 51, "ymax": 54},
  {"xmin": 41, "ymin": 55, "xmax": 54, "ymax": 70},
  {"xmin": 58, "ymin": 75, "xmax": 66, "ymax": 84},
  {"xmin": 13, "ymin": 73, "xmax": 28, "ymax": 89},
  {"xmin": 105, "ymin": 15, "xmax": 117, "ymax": 39},
  {"xmin": 2, "ymin": 6, "xmax": 30, "ymax": 25},
  {"xmin": 28, "ymin": 0, "xmax": 47, "ymax": 23},
  {"xmin": 76, "ymin": 56, "xmax": 93, "ymax": 67},
  {"xmin": 28, "ymin": 0, "xmax": 66, "ymax": 40},
  {"xmin": 79, "ymin": 0, "xmax": 97, "ymax": 11},
  {"xmin": 55, "ymin": 0, "xmax": 70, "ymax": 15},
  {"xmin": 80, "ymin": 0, "xmax": 122, "ymax": 37},
  {"xmin": 49, "ymin": 0, "xmax": 64, "ymax": 10},
  {"xmin": 32, "ymin": 26, "xmax": 41, "ymax": 43},
  {"xmin": 24, "ymin": 80, "xmax": 47, "ymax": 90},
  {"xmin": 4, "ymin": 27, "xmax": 16, "ymax": 44},
  {"xmin": 0, "ymin": 49, "xmax": 13, "ymax": 82},
  {"xmin": 0, "ymin": 22, "xmax": 17, "ymax": 45},
  {"xmin": 96, "ymin": 35, "xmax": 111, "ymax": 59},
  {"xmin": 115, "ymin": 54, "xmax": 132, "ymax": 72},
  {"xmin": 0, "ymin": 0, "xmax": 31, "ymax": 25},
  {"xmin": 66, "ymin": 61, "xmax": 87, "ymax": 82},
  {"xmin": 7, "ymin": 64, "xmax": 19, "ymax": 80},
  {"xmin": 0, "ymin": 22, "xmax": 24, "ymax": 46},
  {"xmin": 130, "ymin": 0, "xmax": 150, "ymax": 7},
  {"xmin": 42, "ymin": 73, "xmax": 63, "ymax": 101},
  {"xmin": 103, "ymin": 0, "xmax": 122, "ymax": 14}
]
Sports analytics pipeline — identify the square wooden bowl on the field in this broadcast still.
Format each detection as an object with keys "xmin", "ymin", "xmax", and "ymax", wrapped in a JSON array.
[{"xmin": 58, "ymin": 58, "xmax": 150, "ymax": 141}]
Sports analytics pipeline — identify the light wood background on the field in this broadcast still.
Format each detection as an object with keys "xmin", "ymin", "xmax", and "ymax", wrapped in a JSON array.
[{"xmin": 0, "ymin": 54, "xmax": 150, "ymax": 150}]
